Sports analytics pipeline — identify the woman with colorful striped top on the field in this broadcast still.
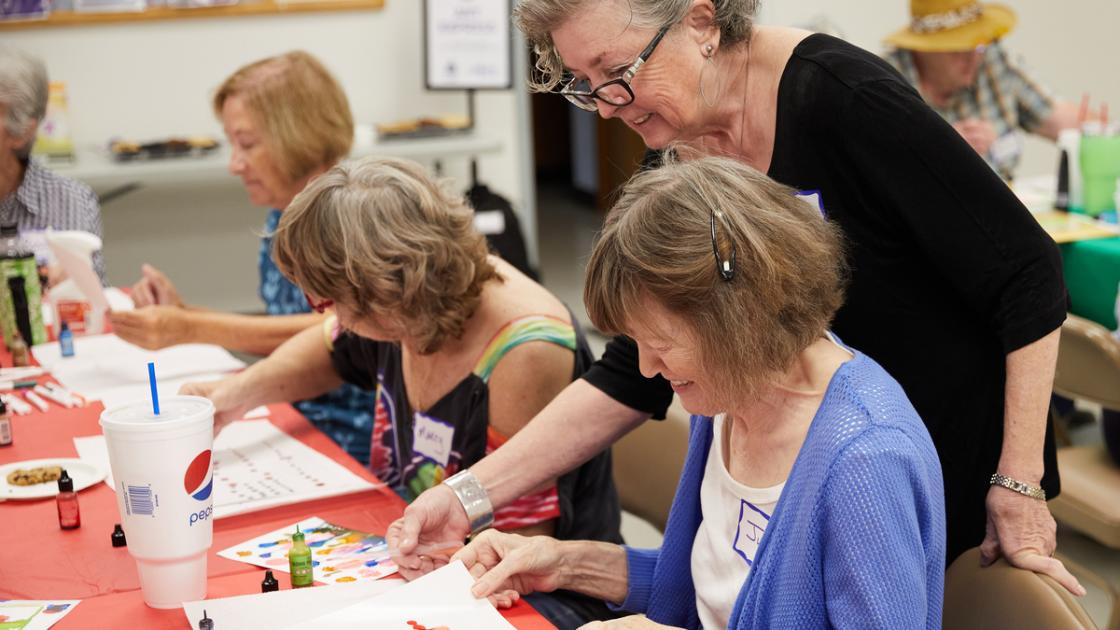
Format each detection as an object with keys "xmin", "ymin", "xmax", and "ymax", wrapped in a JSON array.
[{"xmin": 181, "ymin": 156, "xmax": 622, "ymax": 628}]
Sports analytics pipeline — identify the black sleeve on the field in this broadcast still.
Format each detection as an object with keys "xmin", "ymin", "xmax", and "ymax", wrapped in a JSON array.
[
  {"xmin": 328, "ymin": 332, "xmax": 379, "ymax": 390},
  {"xmin": 843, "ymin": 79, "xmax": 1068, "ymax": 353},
  {"xmin": 581, "ymin": 335, "xmax": 674, "ymax": 420}
]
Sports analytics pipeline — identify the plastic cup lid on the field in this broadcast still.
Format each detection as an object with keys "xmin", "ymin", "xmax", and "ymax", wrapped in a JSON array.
[{"xmin": 101, "ymin": 395, "xmax": 213, "ymax": 431}]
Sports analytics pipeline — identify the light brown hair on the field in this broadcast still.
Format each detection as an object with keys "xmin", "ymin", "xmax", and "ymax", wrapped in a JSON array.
[
  {"xmin": 273, "ymin": 156, "xmax": 499, "ymax": 355},
  {"xmin": 213, "ymin": 51, "xmax": 353, "ymax": 183},
  {"xmin": 514, "ymin": 0, "xmax": 760, "ymax": 92},
  {"xmin": 584, "ymin": 156, "xmax": 848, "ymax": 398}
]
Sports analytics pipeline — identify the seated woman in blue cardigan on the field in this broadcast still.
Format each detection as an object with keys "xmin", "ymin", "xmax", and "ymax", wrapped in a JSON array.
[{"xmin": 453, "ymin": 156, "xmax": 947, "ymax": 629}]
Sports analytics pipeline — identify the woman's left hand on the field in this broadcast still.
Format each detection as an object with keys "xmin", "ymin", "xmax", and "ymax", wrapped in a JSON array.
[
  {"xmin": 579, "ymin": 616, "xmax": 681, "ymax": 629},
  {"xmin": 980, "ymin": 486, "xmax": 1086, "ymax": 596},
  {"xmin": 452, "ymin": 530, "xmax": 568, "ymax": 606},
  {"xmin": 109, "ymin": 306, "xmax": 190, "ymax": 350}
]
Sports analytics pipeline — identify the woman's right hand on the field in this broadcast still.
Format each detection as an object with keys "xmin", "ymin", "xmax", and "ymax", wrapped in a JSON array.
[
  {"xmin": 131, "ymin": 264, "xmax": 184, "ymax": 308},
  {"xmin": 452, "ymin": 530, "xmax": 569, "ymax": 607},
  {"xmin": 179, "ymin": 377, "xmax": 253, "ymax": 433}
]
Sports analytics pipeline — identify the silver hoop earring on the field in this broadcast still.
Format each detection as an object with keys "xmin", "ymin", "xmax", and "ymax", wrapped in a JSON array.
[{"xmin": 698, "ymin": 45, "xmax": 720, "ymax": 108}]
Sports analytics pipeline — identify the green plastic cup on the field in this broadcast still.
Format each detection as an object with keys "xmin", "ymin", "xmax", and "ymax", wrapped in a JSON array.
[{"xmin": 1080, "ymin": 135, "xmax": 1120, "ymax": 216}]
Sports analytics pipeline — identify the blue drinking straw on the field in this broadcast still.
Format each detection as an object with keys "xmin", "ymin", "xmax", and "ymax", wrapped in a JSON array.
[{"xmin": 147, "ymin": 362, "xmax": 160, "ymax": 416}]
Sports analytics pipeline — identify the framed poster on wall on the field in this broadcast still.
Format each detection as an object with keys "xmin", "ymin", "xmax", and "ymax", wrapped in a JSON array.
[{"xmin": 423, "ymin": 0, "xmax": 512, "ymax": 90}]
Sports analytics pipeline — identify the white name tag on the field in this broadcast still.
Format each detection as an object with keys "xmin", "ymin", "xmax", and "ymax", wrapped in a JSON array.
[
  {"xmin": 412, "ymin": 412, "xmax": 455, "ymax": 466},
  {"xmin": 795, "ymin": 190, "xmax": 826, "ymax": 218},
  {"xmin": 473, "ymin": 210, "xmax": 506, "ymax": 235}
]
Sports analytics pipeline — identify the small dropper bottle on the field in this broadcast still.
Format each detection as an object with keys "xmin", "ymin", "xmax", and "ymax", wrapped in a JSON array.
[
  {"xmin": 288, "ymin": 525, "xmax": 313, "ymax": 588},
  {"xmin": 57, "ymin": 469, "xmax": 80, "ymax": 529}
]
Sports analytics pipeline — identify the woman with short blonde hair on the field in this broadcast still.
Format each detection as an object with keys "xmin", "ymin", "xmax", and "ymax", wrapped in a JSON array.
[
  {"xmin": 213, "ymin": 51, "xmax": 353, "ymax": 185},
  {"xmin": 454, "ymin": 157, "xmax": 946, "ymax": 629},
  {"xmin": 110, "ymin": 51, "xmax": 380, "ymax": 464},
  {"xmin": 186, "ymin": 156, "xmax": 624, "ymax": 628},
  {"xmin": 273, "ymin": 157, "xmax": 497, "ymax": 355},
  {"xmin": 584, "ymin": 157, "xmax": 846, "ymax": 399}
]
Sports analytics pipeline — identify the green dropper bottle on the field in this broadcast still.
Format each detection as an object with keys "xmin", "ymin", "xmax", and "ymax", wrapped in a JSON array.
[{"xmin": 288, "ymin": 525, "xmax": 313, "ymax": 588}]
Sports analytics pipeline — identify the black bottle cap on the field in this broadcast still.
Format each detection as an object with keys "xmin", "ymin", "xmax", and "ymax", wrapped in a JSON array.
[
  {"xmin": 261, "ymin": 569, "xmax": 279, "ymax": 592},
  {"xmin": 61, "ymin": 322, "xmax": 70, "ymax": 333},
  {"xmin": 198, "ymin": 609, "xmax": 214, "ymax": 630},
  {"xmin": 112, "ymin": 523, "xmax": 127, "ymax": 547},
  {"xmin": 57, "ymin": 469, "xmax": 73, "ymax": 493}
]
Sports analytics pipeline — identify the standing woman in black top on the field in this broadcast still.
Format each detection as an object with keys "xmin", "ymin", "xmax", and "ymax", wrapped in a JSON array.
[{"xmin": 390, "ymin": 0, "xmax": 1082, "ymax": 594}]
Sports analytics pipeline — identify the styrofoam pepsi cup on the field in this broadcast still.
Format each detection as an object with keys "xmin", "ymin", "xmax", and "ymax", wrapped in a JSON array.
[{"xmin": 100, "ymin": 396, "xmax": 215, "ymax": 609}]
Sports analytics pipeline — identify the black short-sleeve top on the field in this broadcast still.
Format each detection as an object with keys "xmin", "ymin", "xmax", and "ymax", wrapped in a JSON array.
[{"xmin": 582, "ymin": 34, "xmax": 1066, "ymax": 560}]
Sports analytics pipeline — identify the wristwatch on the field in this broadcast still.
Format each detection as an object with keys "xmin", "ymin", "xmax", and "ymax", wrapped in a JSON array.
[
  {"xmin": 989, "ymin": 473, "xmax": 1047, "ymax": 501},
  {"xmin": 444, "ymin": 470, "xmax": 494, "ymax": 535}
]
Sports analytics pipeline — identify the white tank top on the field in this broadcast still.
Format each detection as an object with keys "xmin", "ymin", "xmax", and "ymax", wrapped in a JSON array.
[{"xmin": 691, "ymin": 413, "xmax": 784, "ymax": 629}]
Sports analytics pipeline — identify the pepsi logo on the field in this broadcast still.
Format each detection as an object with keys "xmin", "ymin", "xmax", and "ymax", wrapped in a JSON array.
[{"xmin": 184, "ymin": 450, "xmax": 213, "ymax": 501}]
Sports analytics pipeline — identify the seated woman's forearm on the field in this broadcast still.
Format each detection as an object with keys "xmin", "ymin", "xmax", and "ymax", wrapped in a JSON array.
[
  {"xmin": 471, "ymin": 380, "xmax": 649, "ymax": 508},
  {"xmin": 556, "ymin": 540, "xmax": 629, "ymax": 604},
  {"xmin": 227, "ymin": 324, "xmax": 344, "ymax": 405},
  {"xmin": 183, "ymin": 310, "xmax": 325, "ymax": 355}
]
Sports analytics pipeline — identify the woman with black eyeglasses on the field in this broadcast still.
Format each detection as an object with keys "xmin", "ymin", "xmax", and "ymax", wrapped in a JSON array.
[{"xmin": 391, "ymin": 0, "xmax": 1083, "ymax": 601}]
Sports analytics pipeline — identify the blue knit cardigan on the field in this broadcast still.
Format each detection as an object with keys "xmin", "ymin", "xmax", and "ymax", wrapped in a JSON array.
[{"xmin": 617, "ymin": 351, "xmax": 946, "ymax": 629}]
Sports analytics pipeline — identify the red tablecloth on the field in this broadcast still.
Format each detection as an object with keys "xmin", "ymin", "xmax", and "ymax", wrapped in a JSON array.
[{"xmin": 0, "ymin": 395, "xmax": 553, "ymax": 629}]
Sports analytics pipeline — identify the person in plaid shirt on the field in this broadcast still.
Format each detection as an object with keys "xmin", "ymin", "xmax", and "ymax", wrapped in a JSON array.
[
  {"xmin": 884, "ymin": 0, "xmax": 1087, "ymax": 180},
  {"xmin": 0, "ymin": 46, "xmax": 105, "ymax": 282}
]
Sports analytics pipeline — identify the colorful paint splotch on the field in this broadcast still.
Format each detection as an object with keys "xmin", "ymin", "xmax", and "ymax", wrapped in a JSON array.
[{"xmin": 217, "ymin": 517, "xmax": 398, "ymax": 584}]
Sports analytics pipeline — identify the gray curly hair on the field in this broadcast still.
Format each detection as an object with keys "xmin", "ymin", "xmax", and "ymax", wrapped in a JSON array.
[
  {"xmin": 0, "ymin": 46, "xmax": 49, "ymax": 160},
  {"xmin": 514, "ymin": 0, "xmax": 760, "ymax": 92}
]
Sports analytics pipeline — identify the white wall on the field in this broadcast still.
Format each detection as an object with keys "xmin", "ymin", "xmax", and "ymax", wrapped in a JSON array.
[
  {"xmin": 759, "ymin": 0, "xmax": 1120, "ymax": 177},
  {"xmin": 4, "ymin": 2, "xmax": 533, "ymax": 312}
]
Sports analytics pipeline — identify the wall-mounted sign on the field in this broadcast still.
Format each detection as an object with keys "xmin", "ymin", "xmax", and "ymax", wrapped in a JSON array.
[{"xmin": 424, "ymin": 0, "xmax": 512, "ymax": 90}]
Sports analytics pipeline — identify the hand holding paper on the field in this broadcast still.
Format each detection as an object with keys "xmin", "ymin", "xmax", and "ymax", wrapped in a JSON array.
[
  {"xmin": 453, "ymin": 530, "xmax": 631, "ymax": 610},
  {"xmin": 453, "ymin": 530, "xmax": 568, "ymax": 607}
]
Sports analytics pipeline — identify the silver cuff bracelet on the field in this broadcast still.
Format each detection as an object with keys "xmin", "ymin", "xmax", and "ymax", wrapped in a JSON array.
[{"xmin": 444, "ymin": 470, "xmax": 494, "ymax": 535}]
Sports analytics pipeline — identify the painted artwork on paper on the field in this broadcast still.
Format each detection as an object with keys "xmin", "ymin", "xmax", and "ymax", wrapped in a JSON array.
[
  {"xmin": 0, "ymin": 601, "xmax": 79, "ymax": 630},
  {"xmin": 217, "ymin": 516, "xmax": 398, "ymax": 584}
]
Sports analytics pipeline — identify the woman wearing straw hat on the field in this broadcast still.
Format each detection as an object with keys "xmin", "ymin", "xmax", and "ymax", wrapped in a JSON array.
[{"xmin": 884, "ymin": 0, "xmax": 1088, "ymax": 180}]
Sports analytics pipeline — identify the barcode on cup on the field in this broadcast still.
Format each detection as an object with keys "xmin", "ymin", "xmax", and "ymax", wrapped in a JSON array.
[{"xmin": 126, "ymin": 485, "xmax": 154, "ymax": 516}]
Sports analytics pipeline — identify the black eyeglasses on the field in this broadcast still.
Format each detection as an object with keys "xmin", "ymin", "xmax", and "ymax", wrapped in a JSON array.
[
  {"xmin": 711, "ymin": 210, "xmax": 736, "ymax": 282},
  {"xmin": 559, "ymin": 24, "xmax": 671, "ymax": 113}
]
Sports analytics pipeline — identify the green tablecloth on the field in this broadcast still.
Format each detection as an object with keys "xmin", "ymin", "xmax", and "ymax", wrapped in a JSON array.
[{"xmin": 1061, "ymin": 237, "xmax": 1120, "ymax": 329}]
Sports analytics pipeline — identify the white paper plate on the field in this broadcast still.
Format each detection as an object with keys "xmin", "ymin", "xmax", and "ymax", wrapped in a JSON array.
[{"xmin": 0, "ymin": 458, "xmax": 106, "ymax": 500}]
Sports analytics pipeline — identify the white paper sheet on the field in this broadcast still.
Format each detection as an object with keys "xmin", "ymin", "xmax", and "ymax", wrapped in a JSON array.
[
  {"xmin": 0, "ymin": 600, "xmax": 80, "ymax": 630},
  {"xmin": 181, "ymin": 578, "xmax": 403, "ymax": 630},
  {"xmin": 31, "ymin": 334, "xmax": 245, "ymax": 403},
  {"xmin": 73, "ymin": 420, "xmax": 378, "ymax": 518},
  {"xmin": 72, "ymin": 434, "xmax": 112, "ymax": 485},
  {"xmin": 289, "ymin": 561, "xmax": 515, "ymax": 630},
  {"xmin": 94, "ymin": 371, "xmax": 227, "ymax": 411}
]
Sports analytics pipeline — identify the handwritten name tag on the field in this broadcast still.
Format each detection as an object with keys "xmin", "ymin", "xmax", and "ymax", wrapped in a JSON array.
[{"xmin": 413, "ymin": 413, "xmax": 455, "ymax": 466}]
